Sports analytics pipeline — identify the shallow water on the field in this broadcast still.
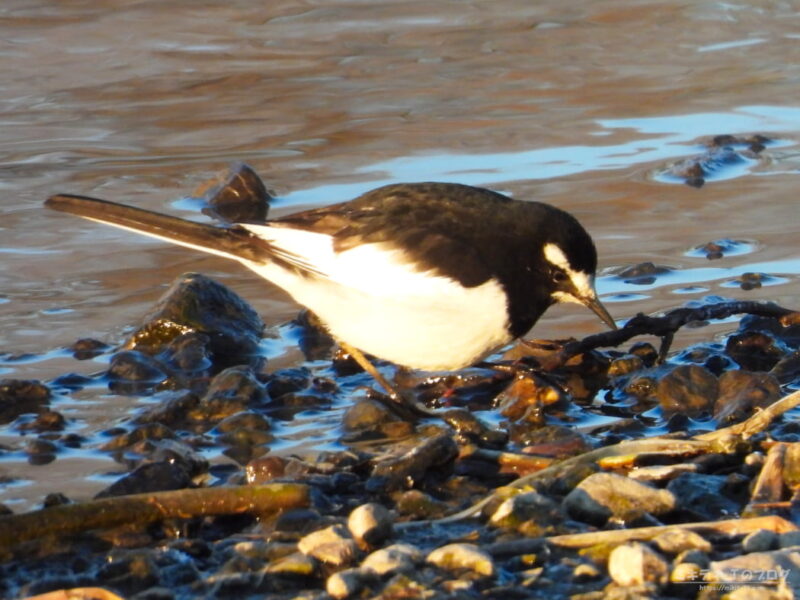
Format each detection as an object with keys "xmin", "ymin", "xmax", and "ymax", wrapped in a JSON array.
[{"xmin": 1, "ymin": 0, "xmax": 799, "ymax": 509}]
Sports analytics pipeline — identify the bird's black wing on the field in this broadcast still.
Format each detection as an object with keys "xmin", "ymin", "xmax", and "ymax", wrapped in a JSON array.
[{"xmin": 271, "ymin": 183, "xmax": 512, "ymax": 287}]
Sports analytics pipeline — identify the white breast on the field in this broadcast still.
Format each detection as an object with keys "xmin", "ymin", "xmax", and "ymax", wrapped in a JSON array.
[{"xmin": 240, "ymin": 224, "xmax": 512, "ymax": 370}]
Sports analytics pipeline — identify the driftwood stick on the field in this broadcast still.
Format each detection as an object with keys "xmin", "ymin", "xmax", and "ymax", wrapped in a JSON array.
[
  {"xmin": 696, "ymin": 390, "xmax": 800, "ymax": 442},
  {"xmin": 0, "ymin": 483, "xmax": 310, "ymax": 550},
  {"xmin": 399, "ymin": 438, "xmax": 717, "ymax": 527},
  {"xmin": 547, "ymin": 515, "xmax": 798, "ymax": 549}
]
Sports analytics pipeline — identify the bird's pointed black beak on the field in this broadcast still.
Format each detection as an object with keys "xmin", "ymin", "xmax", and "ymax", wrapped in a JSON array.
[{"xmin": 581, "ymin": 294, "xmax": 617, "ymax": 330}]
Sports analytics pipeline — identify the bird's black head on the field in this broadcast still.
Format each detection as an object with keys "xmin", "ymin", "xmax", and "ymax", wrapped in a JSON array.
[{"xmin": 502, "ymin": 202, "xmax": 616, "ymax": 337}]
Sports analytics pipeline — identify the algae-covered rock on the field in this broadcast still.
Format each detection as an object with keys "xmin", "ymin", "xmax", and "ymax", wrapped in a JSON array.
[{"xmin": 125, "ymin": 273, "xmax": 264, "ymax": 370}]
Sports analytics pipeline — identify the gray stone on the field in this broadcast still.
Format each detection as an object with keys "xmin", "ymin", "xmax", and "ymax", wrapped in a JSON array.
[
  {"xmin": 362, "ymin": 544, "xmax": 422, "ymax": 576},
  {"xmin": 779, "ymin": 531, "xmax": 800, "ymax": 548},
  {"xmin": 709, "ymin": 549, "xmax": 800, "ymax": 587},
  {"xmin": 743, "ymin": 529, "xmax": 780, "ymax": 553},
  {"xmin": 563, "ymin": 472, "xmax": 675, "ymax": 525},
  {"xmin": 326, "ymin": 567, "xmax": 375, "ymax": 600},
  {"xmin": 427, "ymin": 543, "xmax": 494, "ymax": 577},
  {"xmin": 298, "ymin": 524, "xmax": 359, "ymax": 567},
  {"xmin": 652, "ymin": 528, "xmax": 711, "ymax": 554},
  {"xmin": 263, "ymin": 552, "xmax": 317, "ymax": 576},
  {"xmin": 666, "ymin": 472, "xmax": 741, "ymax": 520},
  {"xmin": 608, "ymin": 542, "xmax": 669, "ymax": 588},
  {"xmin": 489, "ymin": 491, "xmax": 562, "ymax": 529},
  {"xmin": 347, "ymin": 502, "xmax": 393, "ymax": 549}
]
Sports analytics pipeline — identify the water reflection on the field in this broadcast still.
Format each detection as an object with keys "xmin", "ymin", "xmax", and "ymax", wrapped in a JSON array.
[{"xmin": 279, "ymin": 105, "xmax": 800, "ymax": 208}]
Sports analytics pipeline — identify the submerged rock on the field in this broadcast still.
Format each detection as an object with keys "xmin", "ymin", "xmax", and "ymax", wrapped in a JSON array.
[
  {"xmin": 714, "ymin": 370, "xmax": 781, "ymax": 422},
  {"xmin": 0, "ymin": 379, "xmax": 51, "ymax": 424},
  {"xmin": 656, "ymin": 365, "xmax": 718, "ymax": 417},
  {"xmin": 614, "ymin": 262, "xmax": 672, "ymax": 285}
]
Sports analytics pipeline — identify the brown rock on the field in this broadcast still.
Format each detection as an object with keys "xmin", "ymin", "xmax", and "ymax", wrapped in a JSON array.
[
  {"xmin": 714, "ymin": 370, "xmax": 781, "ymax": 422},
  {"xmin": 657, "ymin": 365, "xmax": 718, "ymax": 416}
]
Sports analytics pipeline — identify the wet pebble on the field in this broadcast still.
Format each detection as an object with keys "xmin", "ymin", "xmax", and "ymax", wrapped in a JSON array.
[
  {"xmin": 607, "ymin": 356, "xmax": 643, "ymax": 378},
  {"xmin": 189, "ymin": 366, "xmax": 266, "ymax": 423},
  {"xmin": 95, "ymin": 461, "xmax": 193, "ymax": 498},
  {"xmin": 16, "ymin": 409, "xmax": 65, "ymax": 432},
  {"xmin": 159, "ymin": 332, "xmax": 212, "ymax": 376},
  {"xmin": 70, "ymin": 337, "xmax": 111, "ymax": 359},
  {"xmin": 426, "ymin": 543, "xmax": 494, "ymax": 577},
  {"xmin": 367, "ymin": 431, "xmax": 457, "ymax": 492},
  {"xmin": 265, "ymin": 367, "xmax": 311, "ymax": 399},
  {"xmin": 246, "ymin": 455, "xmax": 313, "ymax": 485},
  {"xmin": 626, "ymin": 462, "xmax": 699, "ymax": 484},
  {"xmin": 670, "ymin": 561, "xmax": 703, "ymax": 586},
  {"xmin": 441, "ymin": 408, "xmax": 507, "ymax": 447},
  {"xmin": 201, "ymin": 162, "xmax": 272, "ymax": 223},
  {"xmin": 341, "ymin": 399, "xmax": 401, "ymax": 436},
  {"xmin": 96, "ymin": 551, "xmax": 161, "ymax": 597},
  {"xmin": 108, "ymin": 350, "xmax": 169, "ymax": 393},
  {"xmin": 725, "ymin": 330, "xmax": 783, "ymax": 371},
  {"xmin": 0, "ymin": 378, "xmax": 51, "ymax": 422},
  {"xmin": 563, "ymin": 472, "xmax": 676, "ymax": 525},
  {"xmin": 615, "ymin": 261, "xmax": 671, "ymax": 285},
  {"xmin": 495, "ymin": 373, "xmax": 565, "ymax": 424}
]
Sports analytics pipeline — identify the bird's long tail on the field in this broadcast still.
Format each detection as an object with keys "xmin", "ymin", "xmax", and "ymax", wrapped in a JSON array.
[{"xmin": 45, "ymin": 194, "xmax": 272, "ymax": 263}]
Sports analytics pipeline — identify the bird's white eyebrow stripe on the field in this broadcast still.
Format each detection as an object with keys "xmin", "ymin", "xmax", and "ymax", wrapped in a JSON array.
[
  {"xmin": 543, "ymin": 242, "xmax": 595, "ymax": 299},
  {"xmin": 543, "ymin": 243, "xmax": 570, "ymax": 270}
]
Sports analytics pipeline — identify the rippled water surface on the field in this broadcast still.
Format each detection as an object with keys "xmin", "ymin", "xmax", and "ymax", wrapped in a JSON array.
[{"xmin": 1, "ymin": 0, "xmax": 799, "ymax": 509}]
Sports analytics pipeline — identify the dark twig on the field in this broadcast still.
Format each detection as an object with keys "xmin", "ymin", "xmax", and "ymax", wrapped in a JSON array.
[{"xmin": 558, "ymin": 300, "xmax": 797, "ymax": 365}]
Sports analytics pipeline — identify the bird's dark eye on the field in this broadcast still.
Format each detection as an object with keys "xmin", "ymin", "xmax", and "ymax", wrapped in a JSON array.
[{"xmin": 551, "ymin": 269, "xmax": 568, "ymax": 284}]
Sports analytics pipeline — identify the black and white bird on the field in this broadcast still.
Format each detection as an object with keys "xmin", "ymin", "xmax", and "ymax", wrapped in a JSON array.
[{"xmin": 46, "ymin": 182, "xmax": 616, "ymax": 399}]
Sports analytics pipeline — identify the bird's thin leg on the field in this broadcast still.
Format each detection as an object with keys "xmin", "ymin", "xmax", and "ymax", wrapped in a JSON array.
[
  {"xmin": 339, "ymin": 341, "xmax": 400, "ymax": 400},
  {"xmin": 338, "ymin": 341, "xmax": 436, "ymax": 417}
]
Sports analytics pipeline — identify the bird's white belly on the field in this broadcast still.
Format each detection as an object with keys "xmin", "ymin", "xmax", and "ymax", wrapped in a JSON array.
[
  {"xmin": 237, "ymin": 230, "xmax": 512, "ymax": 370},
  {"xmin": 297, "ymin": 276, "xmax": 511, "ymax": 371}
]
